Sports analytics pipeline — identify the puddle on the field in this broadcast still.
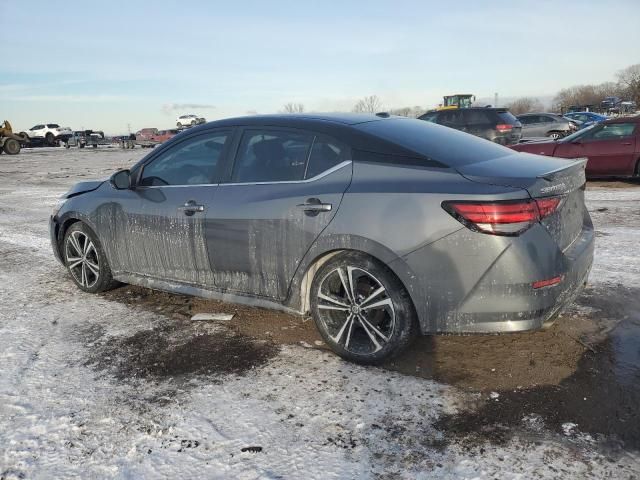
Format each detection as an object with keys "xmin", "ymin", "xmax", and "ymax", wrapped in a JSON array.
[
  {"xmin": 85, "ymin": 321, "xmax": 279, "ymax": 380},
  {"xmin": 435, "ymin": 286, "xmax": 640, "ymax": 450}
]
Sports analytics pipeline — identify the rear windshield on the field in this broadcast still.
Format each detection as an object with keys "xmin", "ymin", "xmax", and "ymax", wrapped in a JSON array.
[
  {"xmin": 496, "ymin": 111, "xmax": 519, "ymax": 124},
  {"xmin": 356, "ymin": 118, "xmax": 512, "ymax": 167}
]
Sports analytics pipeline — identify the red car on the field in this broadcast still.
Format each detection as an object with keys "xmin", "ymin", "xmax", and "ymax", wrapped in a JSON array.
[{"xmin": 511, "ymin": 116, "xmax": 640, "ymax": 177}]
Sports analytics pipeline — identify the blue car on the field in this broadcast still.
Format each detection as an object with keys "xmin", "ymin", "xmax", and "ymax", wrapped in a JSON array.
[{"xmin": 564, "ymin": 112, "xmax": 607, "ymax": 129}]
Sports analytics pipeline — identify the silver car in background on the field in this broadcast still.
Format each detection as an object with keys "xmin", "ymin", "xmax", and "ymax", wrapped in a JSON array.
[
  {"xmin": 50, "ymin": 114, "xmax": 594, "ymax": 364},
  {"xmin": 517, "ymin": 113, "xmax": 576, "ymax": 139}
]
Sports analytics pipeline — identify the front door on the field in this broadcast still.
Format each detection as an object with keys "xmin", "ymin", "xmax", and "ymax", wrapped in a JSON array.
[
  {"xmin": 555, "ymin": 122, "xmax": 637, "ymax": 176},
  {"xmin": 114, "ymin": 130, "xmax": 232, "ymax": 285},
  {"xmin": 207, "ymin": 128, "xmax": 353, "ymax": 300}
]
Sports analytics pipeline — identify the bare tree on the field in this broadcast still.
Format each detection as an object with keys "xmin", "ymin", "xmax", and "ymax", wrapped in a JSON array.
[
  {"xmin": 282, "ymin": 102, "xmax": 305, "ymax": 113},
  {"xmin": 616, "ymin": 64, "xmax": 640, "ymax": 105},
  {"xmin": 506, "ymin": 97, "xmax": 545, "ymax": 115},
  {"xmin": 553, "ymin": 82, "xmax": 623, "ymax": 111},
  {"xmin": 352, "ymin": 95, "xmax": 383, "ymax": 113}
]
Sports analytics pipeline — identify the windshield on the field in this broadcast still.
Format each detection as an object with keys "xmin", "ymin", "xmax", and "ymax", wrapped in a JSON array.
[{"xmin": 560, "ymin": 123, "xmax": 597, "ymax": 143}]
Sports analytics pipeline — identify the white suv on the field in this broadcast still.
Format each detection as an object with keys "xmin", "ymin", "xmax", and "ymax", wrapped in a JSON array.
[
  {"xmin": 27, "ymin": 124, "xmax": 73, "ymax": 145},
  {"xmin": 176, "ymin": 114, "xmax": 205, "ymax": 128}
]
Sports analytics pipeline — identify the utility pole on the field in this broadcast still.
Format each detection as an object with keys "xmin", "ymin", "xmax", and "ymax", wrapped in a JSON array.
[
  {"xmin": 127, "ymin": 123, "xmax": 131, "ymax": 135},
  {"xmin": 494, "ymin": 92, "xmax": 499, "ymax": 108}
]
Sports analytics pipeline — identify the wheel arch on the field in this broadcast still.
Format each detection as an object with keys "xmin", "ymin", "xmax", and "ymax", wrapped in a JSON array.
[
  {"xmin": 286, "ymin": 235, "xmax": 420, "ymax": 321},
  {"xmin": 56, "ymin": 213, "xmax": 101, "ymax": 257}
]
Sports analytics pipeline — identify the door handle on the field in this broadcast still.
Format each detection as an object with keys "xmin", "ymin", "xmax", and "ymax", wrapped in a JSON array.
[
  {"xmin": 621, "ymin": 142, "xmax": 632, "ymax": 145},
  {"xmin": 297, "ymin": 198, "xmax": 332, "ymax": 214},
  {"xmin": 178, "ymin": 200, "xmax": 205, "ymax": 216}
]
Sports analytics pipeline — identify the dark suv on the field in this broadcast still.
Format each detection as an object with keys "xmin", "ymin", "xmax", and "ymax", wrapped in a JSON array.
[{"xmin": 418, "ymin": 108, "xmax": 522, "ymax": 145}]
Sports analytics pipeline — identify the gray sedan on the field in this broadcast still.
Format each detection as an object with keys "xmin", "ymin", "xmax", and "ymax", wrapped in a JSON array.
[
  {"xmin": 50, "ymin": 114, "xmax": 594, "ymax": 364},
  {"xmin": 517, "ymin": 113, "xmax": 576, "ymax": 139}
]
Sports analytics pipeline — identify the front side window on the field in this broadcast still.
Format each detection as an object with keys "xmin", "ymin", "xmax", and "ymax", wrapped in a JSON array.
[
  {"xmin": 305, "ymin": 136, "xmax": 349, "ymax": 179},
  {"xmin": 232, "ymin": 130, "xmax": 313, "ymax": 183},
  {"xmin": 31, "ymin": 125, "xmax": 44, "ymax": 130},
  {"xmin": 139, "ymin": 132, "xmax": 229, "ymax": 186},
  {"xmin": 588, "ymin": 123, "xmax": 636, "ymax": 140},
  {"xmin": 47, "ymin": 124, "xmax": 60, "ymax": 128}
]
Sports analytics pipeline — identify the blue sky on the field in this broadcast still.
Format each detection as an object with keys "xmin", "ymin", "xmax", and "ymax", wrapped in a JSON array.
[{"xmin": 1, "ymin": 0, "xmax": 639, "ymax": 134}]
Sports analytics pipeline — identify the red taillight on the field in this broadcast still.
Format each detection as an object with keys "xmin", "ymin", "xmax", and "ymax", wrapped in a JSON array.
[
  {"xmin": 495, "ymin": 124, "xmax": 513, "ymax": 132},
  {"xmin": 443, "ymin": 197, "xmax": 562, "ymax": 236}
]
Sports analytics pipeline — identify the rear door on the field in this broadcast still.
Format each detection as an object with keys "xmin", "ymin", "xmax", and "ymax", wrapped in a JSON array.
[
  {"xmin": 206, "ymin": 128, "xmax": 352, "ymax": 300},
  {"xmin": 463, "ymin": 109, "xmax": 494, "ymax": 140}
]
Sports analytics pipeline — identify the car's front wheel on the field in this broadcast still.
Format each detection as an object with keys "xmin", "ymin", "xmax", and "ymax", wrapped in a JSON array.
[
  {"xmin": 547, "ymin": 131, "xmax": 563, "ymax": 140},
  {"xmin": 63, "ymin": 222, "xmax": 117, "ymax": 293},
  {"xmin": 310, "ymin": 251, "xmax": 417, "ymax": 364}
]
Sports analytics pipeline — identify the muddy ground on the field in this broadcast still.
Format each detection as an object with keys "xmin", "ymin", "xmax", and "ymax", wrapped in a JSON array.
[{"xmin": 1, "ymin": 146, "xmax": 639, "ymax": 478}]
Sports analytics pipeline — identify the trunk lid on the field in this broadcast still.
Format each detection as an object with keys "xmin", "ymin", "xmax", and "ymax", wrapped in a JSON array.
[{"xmin": 457, "ymin": 152, "xmax": 588, "ymax": 250}]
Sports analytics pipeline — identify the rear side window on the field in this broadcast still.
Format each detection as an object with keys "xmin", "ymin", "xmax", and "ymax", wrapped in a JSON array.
[
  {"xmin": 464, "ymin": 110, "xmax": 493, "ymax": 125},
  {"xmin": 497, "ymin": 111, "xmax": 519, "ymax": 125},
  {"xmin": 356, "ymin": 118, "xmax": 513, "ymax": 167},
  {"xmin": 140, "ymin": 132, "xmax": 229, "ymax": 186},
  {"xmin": 437, "ymin": 110, "xmax": 465, "ymax": 126},
  {"xmin": 232, "ymin": 130, "xmax": 313, "ymax": 183},
  {"xmin": 418, "ymin": 111, "xmax": 438, "ymax": 123},
  {"xmin": 47, "ymin": 124, "xmax": 60, "ymax": 128},
  {"xmin": 305, "ymin": 136, "xmax": 348, "ymax": 179}
]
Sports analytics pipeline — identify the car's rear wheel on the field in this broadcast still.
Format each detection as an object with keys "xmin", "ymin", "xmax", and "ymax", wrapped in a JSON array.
[
  {"xmin": 310, "ymin": 251, "xmax": 417, "ymax": 364},
  {"xmin": 547, "ymin": 131, "xmax": 563, "ymax": 140},
  {"xmin": 45, "ymin": 132, "xmax": 55, "ymax": 146},
  {"xmin": 63, "ymin": 222, "xmax": 117, "ymax": 293}
]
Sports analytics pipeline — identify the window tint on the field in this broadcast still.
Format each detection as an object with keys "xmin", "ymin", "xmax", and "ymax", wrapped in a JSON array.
[
  {"xmin": 139, "ymin": 132, "xmax": 228, "ymax": 186},
  {"xmin": 589, "ymin": 123, "xmax": 636, "ymax": 140},
  {"xmin": 31, "ymin": 125, "xmax": 44, "ymax": 130},
  {"xmin": 47, "ymin": 124, "xmax": 59, "ymax": 128},
  {"xmin": 418, "ymin": 111, "xmax": 438, "ymax": 123},
  {"xmin": 539, "ymin": 116, "xmax": 555, "ymax": 123},
  {"xmin": 232, "ymin": 130, "xmax": 313, "ymax": 183},
  {"xmin": 517, "ymin": 115, "xmax": 533, "ymax": 125},
  {"xmin": 497, "ymin": 111, "xmax": 519, "ymax": 124},
  {"xmin": 437, "ymin": 110, "xmax": 465, "ymax": 126},
  {"xmin": 356, "ymin": 118, "xmax": 513, "ymax": 167},
  {"xmin": 464, "ymin": 110, "xmax": 492, "ymax": 125},
  {"xmin": 305, "ymin": 136, "xmax": 348, "ymax": 179}
]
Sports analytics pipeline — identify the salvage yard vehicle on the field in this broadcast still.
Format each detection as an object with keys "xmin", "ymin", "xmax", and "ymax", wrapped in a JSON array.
[
  {"xmin": 517, "ymin": 113, "xmax": 577, "ymax": 139},
  {"xmin": 50, "ymin": 114, "xmax": 594, "ymax": 364},
  {"xmin": 176, "ymin": 114, "xmax": 206, "ymax": 128},
  {"xmin": 564, "ymin": 111, "xmax": 607, "ymax": 129},
  {"xmin": 418, "ymin": 107, "xmax": 522, "ymax": 145},
  {"xmin": 0, "ymin": 120, "xmax": 29, "ymax": 155},
  {"xmin": 511, "ymin": 116, "xmax": 640, "ymax": 177},
  {"xmin": 26, "ymin": 123, "xmax": 73, "ymax": 146},
  {"xmin": 66, "ymin": 130, "xmax": 108, "ymax": 149}
]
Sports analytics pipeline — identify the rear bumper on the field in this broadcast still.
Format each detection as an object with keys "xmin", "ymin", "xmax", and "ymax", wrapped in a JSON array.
[{"xmin": 393, "ymin": 218, "xmax": 595, "ymax": 334}]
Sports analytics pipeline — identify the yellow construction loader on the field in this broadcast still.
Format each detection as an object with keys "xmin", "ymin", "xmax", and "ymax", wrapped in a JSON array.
[
  {"xmin": 437, "ymin": 94, "xmax": 476, "ymax": 110},
  {"xmin": 0, "ymin": 121, "xmax": 29, "ymax": 155}
]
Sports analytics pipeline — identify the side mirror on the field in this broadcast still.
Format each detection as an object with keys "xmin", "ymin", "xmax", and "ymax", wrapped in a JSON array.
[{"xmin": 110, "ymin": 169, "xmax": 132, "ymax": 190}]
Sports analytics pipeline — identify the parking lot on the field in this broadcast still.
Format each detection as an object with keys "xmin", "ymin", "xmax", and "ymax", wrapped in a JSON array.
[{"xmin": 1, "ymin": 147, "xmax": 640, "ymax": 478}]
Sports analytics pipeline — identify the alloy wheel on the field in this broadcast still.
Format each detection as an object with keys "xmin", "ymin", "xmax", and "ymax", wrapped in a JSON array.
[
  {"xmin": 65, "ymin": 230, "xmax": 100, "ymax": 288},
  {"xmin": 316, "ymin": 266, "xmax": 395, "ymax": 355}
]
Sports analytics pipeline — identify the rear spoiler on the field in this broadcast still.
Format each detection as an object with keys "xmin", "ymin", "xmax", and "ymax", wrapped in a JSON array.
[{"xmin": 537, "ymin": 158, "xmax": 587, "ymax": 181}]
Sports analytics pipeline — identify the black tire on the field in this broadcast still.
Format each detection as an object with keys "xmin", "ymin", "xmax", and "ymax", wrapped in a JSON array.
[
  {"xmin": 45, "ymin": 132, "xmax": 55, "ymax": 146},
  {"xmin": 310, "ymin": 251, "xmax": 417, "ymax": 364},
  {"xmin": 63, "ymin": 222, "xmax": 118, "ymax": 293},
  {"xmin": 3, "ymin": 138, "xmax": 20, "ymax": 155}
]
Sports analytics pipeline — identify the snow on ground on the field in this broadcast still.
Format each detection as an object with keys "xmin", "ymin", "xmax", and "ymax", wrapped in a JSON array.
[{"xmin": 1, "ymin": 148, "xmax": 639, "ymax": 478}]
